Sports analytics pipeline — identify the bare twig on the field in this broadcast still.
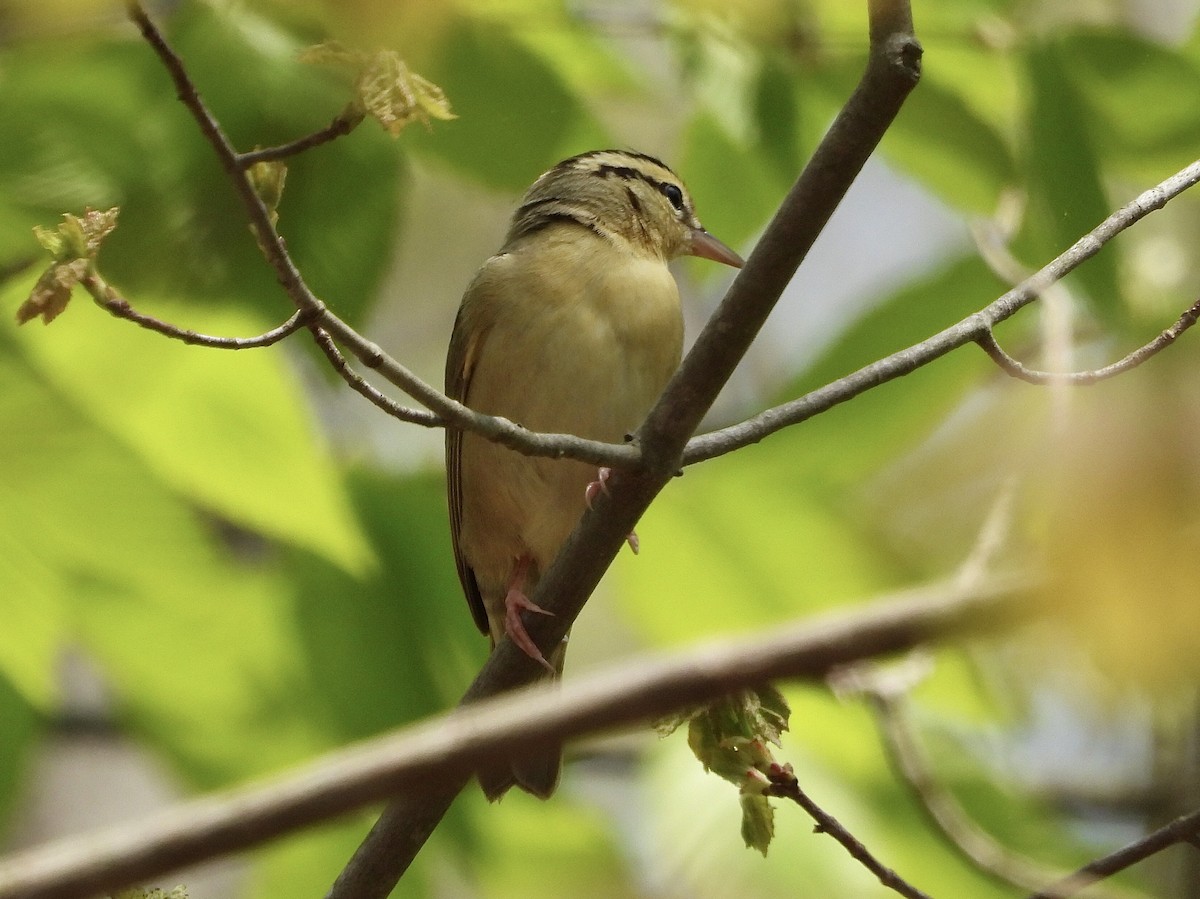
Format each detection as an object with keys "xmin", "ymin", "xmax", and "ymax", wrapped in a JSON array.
[
  {"xmin": 120, "ymin": 2, "xmax": 1200, "ymax": 471},
  {"xmin": 0, "ymin": 578, "xmax": 1024, "ymax": 899},
  {"xmin": 308, "ymin": 326, "xmax": 439, "ymax": 426},
  {"xmin": 124, "ymin": 1, "xmax": 640, "ymax": 470},
  {"xmin": 236, "ymin": 111, "xmax": 363, "ymax": 167},
  {"xmin": 111, "ymin": 4, "xmax": 1200, "ymax": 898},
  {"xmin": 1026, "ymin": 808, "xmax": 1200, "ymax": 899},
  {"xmin": 682, "ymin": 158, "xmax": 1200, "ymax": 466},
  {"xmin": 80, "ymin": 272, "xmax": 308, "ymax": 349},
  {"xmin": 862, "ymin": 686, "xmax": 1147, "ymax": 899},
  {"xmin": 971, "ymin": 209, "xmax": 1079, "ymax": 423},
  {"xmin": 766, "ymin": 765, "xmax": 934, "ymax": 899},
  {"xmin": 976, "ymin": 293, "xmax": 1200, "ymax": 384}
]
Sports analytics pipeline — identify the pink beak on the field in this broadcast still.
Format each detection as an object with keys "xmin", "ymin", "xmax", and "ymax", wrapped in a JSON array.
[{"xmin": 689, "ymin": 228, "xmax": 744, "ymax": 268}]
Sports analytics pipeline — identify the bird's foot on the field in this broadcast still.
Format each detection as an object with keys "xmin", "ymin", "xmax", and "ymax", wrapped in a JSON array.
[
  {"xmin": 584, "ymin": 467, "xmax": 612, "ymax": 509},
  {"xmin": 586, "ymin": 469, "xmax": 640, "ymax": 554},
  {"xmin": 504, "ymin": 586, "xmax": 556, "ymax": 674}
]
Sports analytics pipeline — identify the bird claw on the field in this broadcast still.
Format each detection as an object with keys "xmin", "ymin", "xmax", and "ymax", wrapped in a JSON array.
[
  {"xmin": 584, "ymin": 467, "xmax": 613, "ymax": 509},
  {"xmin": 504, "ymin": 587, "xmax": 556, "ymax": 673},
  {"xmin": 585, "ymin": 470, "xmax": 639, "ymax": 553}
]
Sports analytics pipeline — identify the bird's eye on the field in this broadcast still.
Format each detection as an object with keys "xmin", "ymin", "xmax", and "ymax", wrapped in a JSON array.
[{"xmin": 660, "ymin": 182, "xmax": 685, "ymax": 212}]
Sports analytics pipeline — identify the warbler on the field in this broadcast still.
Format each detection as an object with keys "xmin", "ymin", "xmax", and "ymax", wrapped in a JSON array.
[{"xmin": 445, "ymin": 149, "xmax": 743, "ymax": 799}]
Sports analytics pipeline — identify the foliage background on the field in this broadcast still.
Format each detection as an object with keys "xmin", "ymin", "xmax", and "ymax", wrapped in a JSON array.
[{"xmin": 2, "ymin": 0, "xmax": 1200, "ymax": 896}]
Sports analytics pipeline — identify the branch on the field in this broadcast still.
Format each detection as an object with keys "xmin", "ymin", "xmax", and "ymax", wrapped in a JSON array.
[
  {"xmin": 682, "ymin": 157, "xmax": 1200, "ymax": 466},
  {"xmin": 236, "ymin": 111, "xmax": 363, "ymax": 167},
  {"xmin": 766, "ymin": 765, "xmax": 933, "ymax": 899},
  {"xmin": 1026, "ymin": 808, "xmax": 1200, "ymax": 899},
  {"xmin": 80, "ymin": 272, "xmax": 308, "ymax": 349},
  {"xmin": 0, "ymin": 578, "xmax": 1023, "ymax": 899},
  {"xmin": 857, "ymin": 677, "xmax": 1147, "ymax": 899},
  {"xmin": 114, "ymin": 4, "xmax": 1200, "ymax": 897},
  {"xmin": 308, "ymin": 326, "xmax": 439, "ymax": 427},
  {"xmin": 328, "ymin": 5, "xmax": 924, "ymax": 897},
  {"xmin": 976, "ymin": 292, "xmax": 1200, "ymax": 384},
  {"xmin": 123, "ymin": 2, "xmax": 641, "ymax": 471},
  {"xmin": 121, "ymin": 2, "xmax": 1200, "ymax": 473}
]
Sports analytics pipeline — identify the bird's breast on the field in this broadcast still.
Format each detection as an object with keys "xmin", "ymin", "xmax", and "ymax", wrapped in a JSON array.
[{"xmin": 473, "ymin": 240, "xmax": 684, "ymax": 441}]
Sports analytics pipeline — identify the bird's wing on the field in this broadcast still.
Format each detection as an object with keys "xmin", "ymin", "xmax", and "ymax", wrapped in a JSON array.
[{"xmin": 445, "ymin": 274, "xmax": 494, "ymax": 637}]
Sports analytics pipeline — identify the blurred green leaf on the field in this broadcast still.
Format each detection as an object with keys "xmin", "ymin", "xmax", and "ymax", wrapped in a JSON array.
[
  {"xmin": 1021, "ymin": 40, "xmax": 1122, "ymax": 324},
  {"xmin": 0, "ymin": 673, "xmax": 39, "ymax": 827},
  {"xmin": 5, "ymin": 279, "xmax": 372, "ymax": 575},
  {"xmin": 0, "ymin": 350, "xmax": 141, "ymax": 707},
  {"xmin": 617, "ymin": 442, "xmax": 899, "ymax": 645},
  {"xmin": 407, "ymin": 17, "xmax": 609, "ymax": 190},
  {"xmin": 475, "ymin": 793, "xmax": 638, "ymax": 899},
  {"xmin": 248, "ymin": 815, "xmax": 441, "ymax": 899},
  {"xmin": 883, "ymin": 79, "xmax": 1015, "ymax": 213},
  {"xmin": 1058, "ymin": 30, "xmax": 1200, "ymax": 181},
  {"xmin": 287, "ymin": 469, "xmax": 478, "ymax": 742},
  {"xmin": 680, "ymin": 111, "xmax": 786, "ymax": 254},
  {"xmin": 0, "ymin": 331, "xmax": 319, "ymax": 785},
  {"xmin": 776, "ymin": 254, "xmax": 1007, "ymax": 485},
  {"xmin": 0, "ymin": 2, "xmax": 406, "ymax": 328},
  {"xmin": 474, "ymin": 0, "xmax": 637, "ymax": 99}
]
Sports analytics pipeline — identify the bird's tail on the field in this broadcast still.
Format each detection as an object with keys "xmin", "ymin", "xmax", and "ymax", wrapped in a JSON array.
[{"xmin": 477, "ymin": 638, "xmax": 566, "ymax": 801}]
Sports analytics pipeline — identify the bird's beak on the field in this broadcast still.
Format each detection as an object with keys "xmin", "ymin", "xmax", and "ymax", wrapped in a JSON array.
[{"xmin": 688, "ymin": 228, "xmax": 744, "ymax": 268}]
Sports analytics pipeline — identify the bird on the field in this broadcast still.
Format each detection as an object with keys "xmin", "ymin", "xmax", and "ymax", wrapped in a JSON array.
[{"xmin": 445, "ymin": 149, "xmax": 743, "ymax": 800}]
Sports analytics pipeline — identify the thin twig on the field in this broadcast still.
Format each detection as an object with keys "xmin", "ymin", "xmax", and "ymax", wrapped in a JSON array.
[
  {"xmin": 864, "ymin": 688, "xmax": 1148, "ymax": 899},
  {"xmin": 1026, "ymin": 808, "xmax": 1200, "ymax": 899},
  {"xmin": 81, "ymin": 273, "xmax": 308, "ymax": 349},
  {"xmin": 308, "ymin": 326, "xmax": 440, "ymax": 426},
  {"xmin": 115, "ymin": 4, "xmax": 1200, "ymax": 897},
  {"xmin": 122, "ymin": 0, "xmax": 1200, "ymax": 470},
  {"xmin": 123, "ymin": 1, "xmax": 640, "ymax": 470},
  {"xmin": 682, "ymin": 158, "xmax": 1200, "ymax": 466},
  {"xmin": 236, "ymin": 111, "xmax": 363, "ymax": 167},
  {"xmin": 0, "ymin": 578, "xmax": 1024, "ymax": 899},
  {"xmin": 970, "ymin": 206, "xmax": 1080, "ymax": 423},
  {"xmin": 766, "ymin": 765, "xmax": 933, "ymax": 899},
  {"xmin": 976, "ymin": 293, "xmax": 1200, "ymax": 384}
]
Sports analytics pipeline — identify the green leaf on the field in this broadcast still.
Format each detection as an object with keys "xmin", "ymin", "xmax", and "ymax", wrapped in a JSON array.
[
  {"xmin": 679, "ymin": 111, "xmax": 784, "ymax": 257},
  {"xmin": 1020, "ymin": 40, "xmax": 1122, "ymax": 324},
  {"xmin": 883, "ymin": 79, "xmax": 1016, "ymax": 213},
  {"xmin": 474, "ymin": 0, "xmax": 637, "ymax": 99},
  {"xmin": 0, "ymin": 673, "xmax": 39, "ymax": 826},
  {"xmin": 4, "ymin": 280, "xmax": 372, "ymax": 575},
  {"xmin": 162, "ymin": 3, "xmax": 408, "ymax": 326},
  {"xmin": 617, "ymin": 449, "xmax": 898, "ymax": 645},
  {"xmin": 1058, "ymin": 29, "xmax": 1200, "ymax": 180},
  {"xmin": 406, "ymin": 18, "xmax": 609, "ymax": 190},
  {"xmin": 0, "ymin": 353, "xmax": 119, "ymax": 706},
  {"xmin": 0, "ymin": 341, "xmax": 320, "ymax": 787},
  {"xmin": 287, "ymin": 469, "xmax": 478, "ymax": 742},
  {"xmin": 0, "ymin": 4, "xmax": 406, "ymax": 329},
  {"xmin": 753, "ymin": 56, "xmax": 811, "ymax": 182},
  {"xmin": 739, "ymin": 793, "xmax": 775, "ymax": 856}
]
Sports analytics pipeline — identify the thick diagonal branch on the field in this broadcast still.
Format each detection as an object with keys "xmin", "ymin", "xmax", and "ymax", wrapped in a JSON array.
[
  {"xmin": 0, "ymin": 579, "xmax": 1020, "ymax": 899},
  {"xmin": 327, "ymin": 5, "xmax": 923, "ymax": 898}
]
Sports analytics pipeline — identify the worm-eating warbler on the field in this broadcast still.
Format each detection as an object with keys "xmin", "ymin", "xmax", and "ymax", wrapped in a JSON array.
[{"xmin": 445, "ymin": 149, "xmax": 743, "ymax": 799}]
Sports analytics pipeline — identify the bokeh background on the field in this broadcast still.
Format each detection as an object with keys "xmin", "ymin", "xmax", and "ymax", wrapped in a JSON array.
[{"xmin": 3, "ymin": 0, "xmax": 1200, "ymax": 896}]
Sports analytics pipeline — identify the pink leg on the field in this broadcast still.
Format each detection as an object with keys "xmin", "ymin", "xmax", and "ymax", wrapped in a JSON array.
[
  {"xmin": 585, "ymin": 468, "xmax": 640, "ymax": 554},
  {"xmin": 504, "ymin": 555, "xmax": 556, "ymax": 673},
  {"xmin": 584, "ymin": 467, "xmax": 612, "ymax": 509}
]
